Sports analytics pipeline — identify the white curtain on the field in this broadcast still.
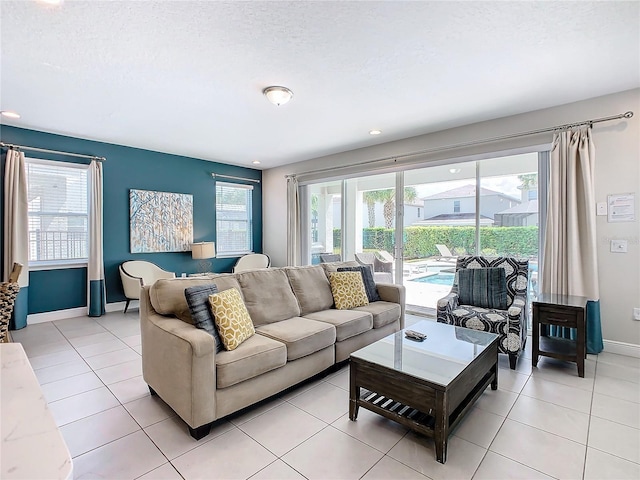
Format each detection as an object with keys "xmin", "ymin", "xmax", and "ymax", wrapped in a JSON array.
[
  {"xmin": 3, "ymin": 149, "xmax": 29, "ymax": 329},
  {"xmin": 541, "ymin": 126, "xmax": 603, "ymax": 353},
  {"xmin": 88, "ymin": 160, "xmax": 106, "ymax": 316},
  {"xmin": 286, "ymin": 176, "xmax": 300, "ymax": 266}
]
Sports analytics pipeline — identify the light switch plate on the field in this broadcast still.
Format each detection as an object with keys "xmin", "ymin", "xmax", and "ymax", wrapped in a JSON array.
[
  {"xmin": 596, "ymin": 202, "xmax": 608, "ymax": 216},
  {"xmin": 611, "ymin": 240, "xmax": 628, "ymax": 253}
]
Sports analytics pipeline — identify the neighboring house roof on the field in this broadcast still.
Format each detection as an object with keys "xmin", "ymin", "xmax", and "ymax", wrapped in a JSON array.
[
  {"xmin": 413, "ymin": 213, "xmax": 494, "ymax": 226},
  {"xmin": 422, "ymin": 184, "xmax": 520, "ymax": 203},
  {"xmin": 496, "ymin": 199, "xmax": 538, "ymax": 215}
]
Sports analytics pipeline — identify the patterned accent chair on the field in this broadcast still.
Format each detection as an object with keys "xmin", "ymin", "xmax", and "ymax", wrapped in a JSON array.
[{"xmin": 437, "ymin": 256, "xmax": 529, "ymax": 369}]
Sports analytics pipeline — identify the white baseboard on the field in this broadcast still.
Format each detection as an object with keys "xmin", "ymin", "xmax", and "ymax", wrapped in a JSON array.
[
  {"xmin": 27, "ymin": 302, "xmax": 134, "ymax": 324},
  {"xmin": 106, "ymin": 301, "xmax": 136, "ymax": 313},
  {"xmin": 603, "ymin": 339, "xmax": 640, "ymax": 358},
  {"xmin": 28, "ymin": 307, "xmax": 87, "ymax": 324}
]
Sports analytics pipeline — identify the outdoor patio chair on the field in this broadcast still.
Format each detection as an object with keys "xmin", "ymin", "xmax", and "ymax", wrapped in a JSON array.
[
  {"xmin": 355, "ymin": 252, "xmax": 393, "ymax": 283},
  {"xmin": 435, "ymin": 244, "xmax": 457, "ymax": 261},
  {"xmin": 436, "ymin": 255, "xmax": 529, "ymax": 369},
  {"xmin": 319, "ymin": 253, "xmax": 342, "ymax": 263}
]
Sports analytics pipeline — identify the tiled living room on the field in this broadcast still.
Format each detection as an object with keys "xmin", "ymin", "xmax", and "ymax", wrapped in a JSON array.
[
  {"xmin": 11, "ymin": 311, "xmax": 640, "ymax": 480},
  {"xmin": 1, "ymin": 2, "xmax": 639, "ymax": 480}
]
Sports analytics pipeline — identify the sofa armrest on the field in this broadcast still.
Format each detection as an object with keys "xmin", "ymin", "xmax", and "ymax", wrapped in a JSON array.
[
  {"xmin": 140, "ymin": 285, "xmax": 217, "ymax": 429},
  {"xmin": 376, "ymin": 283, "xmax": 406, "ymax": 329}
]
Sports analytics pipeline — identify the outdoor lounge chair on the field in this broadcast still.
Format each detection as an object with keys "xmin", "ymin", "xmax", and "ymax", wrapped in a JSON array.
[{"xmin": 436, "ymin": 244, "xmax": 457, "ymax": 262}]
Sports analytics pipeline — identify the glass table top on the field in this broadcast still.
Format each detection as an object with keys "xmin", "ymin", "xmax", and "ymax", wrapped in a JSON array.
[{"xmin": 351, "ymin": 320, "xmax": 499, "ymax": 387}]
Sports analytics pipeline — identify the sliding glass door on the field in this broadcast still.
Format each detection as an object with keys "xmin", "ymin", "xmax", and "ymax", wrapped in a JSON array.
[{"xmin": 301, "ymin": 151, "xmax": 543, "ymax": 319}]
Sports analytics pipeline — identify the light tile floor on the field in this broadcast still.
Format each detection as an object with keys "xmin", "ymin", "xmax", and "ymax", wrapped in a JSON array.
[{"xmin": 10, "ymin": 312, "xmax": 640, "ymax": 480}]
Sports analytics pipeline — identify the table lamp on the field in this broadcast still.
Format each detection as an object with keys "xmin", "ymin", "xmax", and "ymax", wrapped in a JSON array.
[{"xmin": 191, "ymin": 242, "xmax": 216, "ymax": 273}]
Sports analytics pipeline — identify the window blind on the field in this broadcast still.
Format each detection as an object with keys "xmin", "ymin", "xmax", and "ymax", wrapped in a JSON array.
[
  {"xmin": 216, "ymin": 182, "xmax": 253, "ymax": 255},
  {"xmin": 25, "ymin": 159, "xmax": 89, "ymax": 262}
]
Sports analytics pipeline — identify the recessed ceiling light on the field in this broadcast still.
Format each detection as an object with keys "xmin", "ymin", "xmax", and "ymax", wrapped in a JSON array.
[
  {"xmin": 252, "ymin": 160, "xmax": 261, "ymax": 165},
  {"xmin": 38, "ymin": 0, "xmax": 64, "ymax": 5},
  {"xmin": 369, "ymin": 129, "xmax": 382, "ymax": 135},
  {"xmin": 0, "ymin": 111, "xmax": 21, "ymax": 119},
  {"xmin": 449, "ymin": 168, "xmax": 461, "ymax": 174}
]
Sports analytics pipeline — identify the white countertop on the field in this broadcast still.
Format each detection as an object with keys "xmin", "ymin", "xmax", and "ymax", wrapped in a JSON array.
[{"xmin": 1, "ymin": 343, "xmax": 73, "ymax": 480}]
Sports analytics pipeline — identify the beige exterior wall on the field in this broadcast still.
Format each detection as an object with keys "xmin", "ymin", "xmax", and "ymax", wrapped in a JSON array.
[{"xmin": 263, "ymin": 88, "xmax": 640, "ymax": 347}]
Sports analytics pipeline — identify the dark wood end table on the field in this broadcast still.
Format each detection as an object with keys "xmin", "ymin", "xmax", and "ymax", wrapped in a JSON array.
[{"xmin": 532, "ymin": 293, "xmax": 588, "ymax": 377}]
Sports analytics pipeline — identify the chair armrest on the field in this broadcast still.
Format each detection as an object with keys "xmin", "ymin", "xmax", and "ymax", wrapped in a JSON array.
[
  {"xmin": 120, "ymin": 268, "xmax": 143, "ymax": 300},
  {"xmin": 508, "ymin": 295, "xmax": 527, "ymax": 326},
  {"xmin": 437, "ymin": 292, "xmax": 459, "ymax": 311}
]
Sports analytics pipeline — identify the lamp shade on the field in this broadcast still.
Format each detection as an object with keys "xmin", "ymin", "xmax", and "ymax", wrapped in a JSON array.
[{"xmin": 191, "ymin": 242, "xmax": 216, "ymax": 259}]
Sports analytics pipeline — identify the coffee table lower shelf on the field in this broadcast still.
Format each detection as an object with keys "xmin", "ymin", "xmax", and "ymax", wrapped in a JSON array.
[{"xmin": 349, "ymin": 359, "xmax": 497, "ymax": 464}]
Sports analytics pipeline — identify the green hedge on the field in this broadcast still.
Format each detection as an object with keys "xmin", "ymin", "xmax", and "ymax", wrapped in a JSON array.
[{"xmin": 334, "ymin": 226, "xmax": 538, "ymax": 258}]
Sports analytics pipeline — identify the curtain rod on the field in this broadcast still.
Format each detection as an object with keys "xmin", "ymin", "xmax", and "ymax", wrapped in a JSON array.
[
  {"xmin": 286, "ymin": 110, "xmax": 634, "ymax": 180},
  {"xmin": 211, "ymin": 173, "xmax": 260, "ymax": 184},
  {"xmin": 0, "ymin": 142, "xmax": 106, "ymax": 162}
]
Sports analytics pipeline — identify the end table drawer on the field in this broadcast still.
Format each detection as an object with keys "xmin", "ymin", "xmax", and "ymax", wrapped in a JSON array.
[{"xmin": 537, "ymin": 307, "xmax": 578, "ymax": 328}]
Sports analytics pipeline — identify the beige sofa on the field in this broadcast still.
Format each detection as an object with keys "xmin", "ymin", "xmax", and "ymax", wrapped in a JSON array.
[{"xmin": 140, "ymin": 262, "xmax": 405, "ymax": 439}]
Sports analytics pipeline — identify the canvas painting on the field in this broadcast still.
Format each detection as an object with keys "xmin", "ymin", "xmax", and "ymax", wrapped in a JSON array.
[{"xmin": 130, "ymin": 189, "xmax": 193, "ymax": 253}]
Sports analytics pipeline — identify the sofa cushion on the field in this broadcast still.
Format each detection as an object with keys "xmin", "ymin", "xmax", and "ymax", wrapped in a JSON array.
[
  {"xmin": 284, "ymin": 265, "xmax": 334, "ymax": 315},
  {"xmin": 458, "ymin": 267, "xmax": 508, "ymax": 310},
  {"xmin": 236, "ymin": 269, "xmax": 301, "ymax": 326},
  {"xmin": 337, "ymin": 266, "xmax": 381, "ymax": 302},
  {"xmin": 353, "ymin": 301, "xmax": 401, "ymax": 329},
  {"xmin": 256, "ymin": 318, "xmax": 336, "ymax": 361},
  {"xmin": 209, "ymin": 288, "xmax": 255, "ymax": 351},
  {"xmin": 150, "ymin": 276, "xmax": 242, "ymax": 324},
  {"xmin": 215, "ymin": 334, "xmax": 287, "ymax": 388},
  {"xmin": 184, "ymin": 284, "xmax": 223, "ymax": 353},
  {"xmin": 304, "ymin": 309, "xmax": 373, "ymax": 341},
  {"xmin": 328, "ymin": 272, "xmax": 369, "ymax": 310}
]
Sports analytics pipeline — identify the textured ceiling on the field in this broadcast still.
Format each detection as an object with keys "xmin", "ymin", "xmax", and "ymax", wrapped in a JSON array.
[{"xmin": 1, "ymin": 1, "xmax": 638, "ymax": 169}]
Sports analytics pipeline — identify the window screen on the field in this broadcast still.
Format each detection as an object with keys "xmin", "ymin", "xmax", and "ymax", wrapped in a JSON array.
[
  {"xmin": 25, "ymin": 159, "xmax": 89, "ymax": 263},
  {"xmin": 216, "ymin": 182, "xmax": 253, "ymax": 255}
]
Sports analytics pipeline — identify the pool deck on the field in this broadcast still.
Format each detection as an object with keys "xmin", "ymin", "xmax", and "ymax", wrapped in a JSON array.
[{"xmin": 402, "ymin": 259, "xmax": 457, "ymax": 309}]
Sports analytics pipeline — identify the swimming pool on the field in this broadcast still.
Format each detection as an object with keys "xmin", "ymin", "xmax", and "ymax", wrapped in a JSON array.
[{"xmin": 410, "ymin": 272, "xmax": 455, "ymax": 286}]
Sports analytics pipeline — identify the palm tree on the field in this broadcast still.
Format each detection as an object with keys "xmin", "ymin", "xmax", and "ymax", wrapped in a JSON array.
[
  {"xmin": 363, "ymin": 190, "xmax": 385, "ymax": 227},
  {"xmin": 364, "ymin": 187, "xmax": 418, "ymax": 228}
]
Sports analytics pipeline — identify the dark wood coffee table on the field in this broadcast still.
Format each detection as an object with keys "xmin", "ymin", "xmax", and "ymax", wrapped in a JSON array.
[{"xmin": 349, "ymin": 320, "xmax": 499, "ymax": 463}]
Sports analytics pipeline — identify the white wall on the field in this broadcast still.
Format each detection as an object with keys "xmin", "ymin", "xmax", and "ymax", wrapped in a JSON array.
[{"xmin": 263, "ymin": 89, "xmax": 640, "ymax": 347}]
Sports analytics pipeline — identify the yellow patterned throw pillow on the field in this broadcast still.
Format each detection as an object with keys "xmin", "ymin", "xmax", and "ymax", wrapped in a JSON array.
[
  {"xmin": 328, "ymin": 271, "xmax": 369, "ymax": 310},
  {"xmin": 208, "ymin": 288, "xmax": 255, "ymax": 351}
]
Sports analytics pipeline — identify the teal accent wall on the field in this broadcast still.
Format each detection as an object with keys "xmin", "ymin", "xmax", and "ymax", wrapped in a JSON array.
[{"xmin": 1, "ymin": 125, "xmax": 262, "ymax": 314}]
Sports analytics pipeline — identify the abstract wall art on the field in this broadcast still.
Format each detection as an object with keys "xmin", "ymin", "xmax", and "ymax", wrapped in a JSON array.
[{"xmin": 129, "ymin": 189, "xmax": 193, "ymax": 253}]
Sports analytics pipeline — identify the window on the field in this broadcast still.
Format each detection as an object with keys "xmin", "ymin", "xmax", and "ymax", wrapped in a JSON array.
[
  {"xmin": 453, "ymin": 200, "xmax": 461, "ymax": 213},
  {"xmin": 25, "ymin": 159, "xmax": 89, "ymax": 264},
  {"xmin": 216, "ymin": 182, "xmax": 253, "ymax": 255}
]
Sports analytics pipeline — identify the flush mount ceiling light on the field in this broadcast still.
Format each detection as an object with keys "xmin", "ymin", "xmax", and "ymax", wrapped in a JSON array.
[
  {"xmin": 252, "ymin": 160, "xmax": 261, "ymax": 165},
  {"xmin": 0, "ymin": 110, "xmax": 21, "ymax": 119},
  {"xmin": 38, "ymin": 0, "xmax": 64, "ymax": 5},
  {"xmin": 449, "ymin": 168, "xmax": 461, "ymax": 174},
  {"xmin": 263, "ymin": 86, "xmax": 293, "ymax": 106},
  {"xmin": 369, "ymin": 129, "xmax": 382, "ymax": 135}
]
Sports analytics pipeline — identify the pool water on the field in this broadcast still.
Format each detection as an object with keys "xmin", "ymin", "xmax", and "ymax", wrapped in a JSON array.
[{"xmin": 411, "ymin": 273, "xmax": 455, "ymax": 286}]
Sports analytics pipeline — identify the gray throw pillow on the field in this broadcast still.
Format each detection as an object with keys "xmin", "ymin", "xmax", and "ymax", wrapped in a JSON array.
[
  {"xmin": 457, "ymin": 267, "xmax": 507, "ymax": 310},
  {"xmin": 184, "ymin": 284, "xmax": 223, "ymax": 353},
  {"xmin": 337, "ymin": 266, "xmax": 381, "ymax": 302}
]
